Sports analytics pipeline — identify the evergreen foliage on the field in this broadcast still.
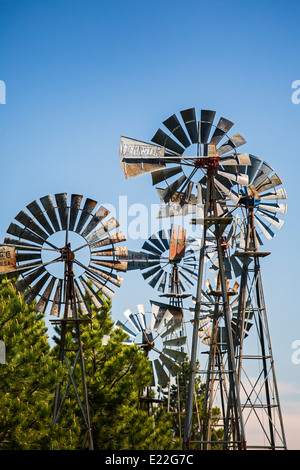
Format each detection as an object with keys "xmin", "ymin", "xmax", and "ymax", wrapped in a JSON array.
[
  {"xmin": 0, "ymin": 276, "xmax": 179, "ymax": 450},
  {"xmin": 0, "ymin": 276, "xmax": 64, "ymax": 449}
]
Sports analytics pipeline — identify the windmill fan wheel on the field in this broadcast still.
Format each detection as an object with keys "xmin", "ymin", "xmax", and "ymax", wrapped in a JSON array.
[{"xmin": 2, "ymin": 193, "xmax": 128, "ymax": 317}]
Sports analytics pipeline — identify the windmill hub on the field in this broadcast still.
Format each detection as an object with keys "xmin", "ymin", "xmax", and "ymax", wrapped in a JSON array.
[
  {"xmin": 60, "ymin": 243, "xmax": 75, "ymax": 263},
  {"xmin": 195, "ymin": 156, "xmax": 219, "ymax": 173},
  {"xmin": 41, "ymin": 230, "xmax": 91, "ymax": 279},
  {"xmin": 239, "ymin": 185, "xmax": 261, "ymax": 209}
]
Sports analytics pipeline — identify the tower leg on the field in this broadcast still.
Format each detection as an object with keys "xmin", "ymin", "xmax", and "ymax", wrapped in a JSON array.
[
  {"xmin": 233, "ymin": 208, "xmax": 287, "ymax": 450},
  {"xmin": 52, "ymin": 258, "xmax": 94, "ymax": 450}
]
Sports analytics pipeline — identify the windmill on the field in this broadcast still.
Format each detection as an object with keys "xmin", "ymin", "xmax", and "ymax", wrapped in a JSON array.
[
  {"xmin": 216, "ymin": 156, "xmax": 288, "ymax": 450},
  {"xmin": 126, "ymin": 224, "xmax": 200, "ymax": 301},
  {"xmin": 122, "ymin": 224, "xmax": 195, "ymax": 424},
  {"xmin": 0, "ymin": 192, "xmax": 128, "ymax": 450},
  {"xmin": 115, "ymin": 302, "xmax": 186, "ymax": 399},
  {"xmin": 188, "ymin": 277, "xmax": 252, "ymax": 449},
  {"xmin": 119, "ymin": 107, "xmax": 253, "ymax": 450}
]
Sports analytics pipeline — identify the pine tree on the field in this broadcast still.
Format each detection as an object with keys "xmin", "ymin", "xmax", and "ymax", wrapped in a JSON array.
[
  {"xmin": 54, "ymin": 293, "xmax": 180, "ymax": 450},
  {"xmin": 0, "ymin": 276, "xmax": 68, "ymax": 449}
]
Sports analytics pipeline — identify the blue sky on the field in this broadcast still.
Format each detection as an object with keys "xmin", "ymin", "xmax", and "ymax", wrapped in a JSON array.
[{"xmin": 1, "ymin": 0, "xmax": 300, "ymax": 449}]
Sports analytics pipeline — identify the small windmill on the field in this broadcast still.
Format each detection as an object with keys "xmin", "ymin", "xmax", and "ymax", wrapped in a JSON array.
[
  {"xmin": 126, "ymin": 224, "xmax": 200, "ymax": 302},
  {"xmin": 219, "ymin": 156, "xmax": 288, "ymax": 450},
  {"xmin": 0, "ymin": 193, "xmax": 128, "ymax": 449},
  {"xmin": 116, "ymin": 302, "xmax": 186, "ymax": 394}
]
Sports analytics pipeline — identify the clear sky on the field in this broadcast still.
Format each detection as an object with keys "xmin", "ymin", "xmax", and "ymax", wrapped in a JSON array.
[{"xmin": 1, "ymin": 0, "xmax": 300, "ymax": 449}]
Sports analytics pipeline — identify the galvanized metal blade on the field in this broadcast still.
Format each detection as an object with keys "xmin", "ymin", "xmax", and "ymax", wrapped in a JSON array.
[
  {"xmin": 79, "ymin": 275, "xmax": 104, "ymax": 309},
  {"xmin": 200, "ymin": 109, "xmax": 216, "ymax": 144},
  {"xmin": 226, "ymin": 214, "xmax": 240, "ymax": 247},
  {"xmin": 148, "ymin": 233, "xmax": 168, "ymax": 253},
  {"xmin": 254, "ymin": 214, "xmax": 275, "ymax": 240},
  {"xmin": 125, "ymin": 251, "xmax": 160, "ymax": 271},
  {"xmin": 160, "ymin": 321, "xmax": 182, "ymax": 339},
  {"xmin": 142, "ymin": 240, "xmax": 163, "ymax": 256},
  {"xmin": 148, "ymin": 268, "xmax": 164, "ymax": 288},
  {"xmin": 87, "ymin": 265, "xmax": 123, "ymax": 287},
  {"xmin": 81, "ymin": 206, "xmax": 110, "ymax": 238},
  {"xmin": 156, "ymin": 309, "xmax": 174, "ymax": 333},
  {"xmin": 214, "ymin": 179, "xmax": 240, "ymax": 205},
  {"xmin": 179, "ymin": 269, "xmax": 194, "ymax": 289},
  {"xmin": 157, "ymin": 271, "xmax": 167, "ymax": 293},
  {"xmin": 3, "ymin": 237, "xmax": 41, "ymax": 251},
  {"xmin": 142, "ymin": 264, "xmax": 162, "ymax": 280},
  {"xmin": 252, "ymin": 161, "xmax": 274, "ymax": 188},
  {"xmin": 163, "ymin": 336, "xmax": 187, "ymax": 348},
  {"xmin": 123, "ymin": 308, "xmax": 141, "ymax": 333},
  {"xmin": 91, "ymin": 231, "xmax": 126, "ymax": 249},
  {"xmin": 163, "ymin": 113, "xmax": 191, "ymax": 148},
  {"xmin": 246, "ymin": 155, "xmax": 261, "ymax": 184},
  {"xmin": 151, "ymin": 128, "xmax": 185, "ymax": 155},
  {"xmin": 125, "ymin": 249, "xmax": 160, "ymax": 262},
  {"xmin": 73, "ymin": 279, "xmax": 90, "ymax": 316},
  {"xmin": 85, "ymin": 273, "xmax": 115, "ymax": 300},
  {"xmin": 229, "ymin": 255, "xmax": 243, "ymax": 278},
  {"xmin": 14, "ymin": 266, "xmax": 47, "ymax": 292},
  {"xmin": 219, "ymin": 153, "xmax": 251, "ymax": 166},
  {"xmin": 26, "ymin": 200, "xmax": 54, "ymax": 236},
  {"xmin": 16, "ymin": 252, "xmax": 41, "ymax": 262},
  {"xmin": 259, "ymin": 188, "xmax": 287, "ymax": 201},
  {"xmin": 159, "ymin": 353, "xmax": 181, "ymax": 376},
  {"xmin": 90, "ymin": 259, "xmax": 128, "ymax": 272},
  {"xmin": 40, "ymin": 194, "xmax": 60, "ymax": 232},
  {"xmin": 7, "ymin": 222, "xmax": 45, "ymax": 246},
  {"xmin": 24, "ymin": 272, "xmax": 51, "ymax": 305},
  {"xmin": 181, "ymin": 264, "xmax": 198, "ymax": 280},
  {"xmin": 258, "ymin": 203, "xmax": 287, "ymax": 215},
  {"xmin": 69, "ymin": 194, "xmax": 83, "ymax": 231},
  {"xmin": 75, "ymin": 198, "xmax": 98, "ymax": 234},
  {"xmin": 180, "ymin": 108, "xmax": 198, "ymax": 144},
  {"xmin": 158, "ymin": 229, "xmax": 170, "ymax": 250},
  {"xmin": 217, "ymin": 133, "xmax": 247, "ymax": 156},
  {"xmin": 214, "ymin": 172, "xmax": 233, "ymax": 190},
  {"xmin": 115, "ymin": 319, "xmax": 137, "ymax": 339},
  {"xmin": 11, "ymin": 257, "xmax": 60, "ymax": 277},
  {"xmin": 87, "ymin": 217, "xmax": 120, "ymax": 245},
  {"xmin": 153, "ymin": 359, "xmax": 169, "ymax": 388},
  {"xmin": 217, "ymin": 170, "xmax": 249, "ymax": 186},
  {"xmin": 209, "ymin": 117, "xmax": 234, "ymax": 146},
  {"xmin": 50, "ymin": 279, "xmax": 63, "ymax": 317},
  {"xmin": 35, "ymin": 277, "xmax": 56, "ymax": 314},
  {"xmin": 158, "ymin": 174, "xmax": 187, "ymax": 203},
  {"xmin": 91, "ymin": 246, "xmax": 127, "ymax": 257},
  {"xmin": 256, "ymin": 173, "xmax": 282, "ymax": 194},
  {"xmin": 55, "ymin": 193, "xmax": 69, "ymax": 231},
  {"xmin": 162, "ymin": 347, "xmax": 186, "ymax": 363},
  {"xmin": 256, "ymin": 208, "xmax": 284, "ymax": 230},
  {"xmin": 137, "ymin": 304, "xmax": 146, "ymax": 330}
]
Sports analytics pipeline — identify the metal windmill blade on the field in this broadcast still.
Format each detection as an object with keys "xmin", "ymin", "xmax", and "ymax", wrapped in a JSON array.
[
  {"xmin": 125, "ymin": 224, "xmax": 200, "ymax": 296},
  {"xmin": 116, "ymin": 302, "xmax": 186, "ymax": 389},
  {"xmin": 1, "ymin": 193, "xmax": 127, "ymax": 317},
  {"xmin": 119, "ymin": 108, "xmax": 250, "ymax": 215},
  {"xmin": 235, "ymin": 155, "xmax": 287, "ymax": 242},
  {"xmin": 203, "ymin": 214, "xmax": 256, "ymax": 279}
]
